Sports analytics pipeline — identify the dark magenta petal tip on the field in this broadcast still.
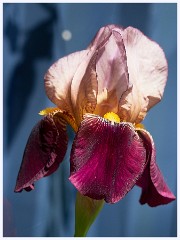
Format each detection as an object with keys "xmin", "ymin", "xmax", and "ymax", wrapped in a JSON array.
[
  {"xmin": 137, "ymin": 129, "xmax": 176, "ymax": 207},
  {"xmin": 14, "ymin": 113, "xmax": 68, "ymax": 192}
]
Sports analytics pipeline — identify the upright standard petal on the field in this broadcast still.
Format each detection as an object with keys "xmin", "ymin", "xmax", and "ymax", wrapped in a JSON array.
[
  {"xmin": 88, "ymin": 24, "xmax": 115, "ymax": 50},
  {"xmin": 71, "ymin": 25, "xmax": 130, "ymax": 123},
  {"xmin": 14, "ymin": 112, "xmax": 68, "ymax": 192},
  {"xmin": 44, "ymin": 50, "xmax": 90, "ymax": 117},
  {"xmin": 69, "ymin": 114, "xmax": 147, "ymax": 203},
  {"xmin": 94, "ymin": 26, "xmax": 130, "ymax": 116},
  {"xmin": 70, "ymin": 51, "xmax": 98, "ymax": 125},
  {"xmin": 119, "ymin": 27, "xmax": 168, "ymax": 123},
  {"xmin": 136, "ymin": 129, "xmax": 176, "ymax": 206}
]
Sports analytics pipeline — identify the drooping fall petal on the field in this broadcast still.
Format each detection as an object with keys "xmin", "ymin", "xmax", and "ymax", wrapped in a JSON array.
[
  {"xmin": 69, "ymin": 114, "xmax": 147, "ymax": 203},
  {"xmin": 119, "ymin": 27, "xmax": 168, "ymax": 123},
  {"xmin": 14, "ymin": 112, "xmax": 68, "ymax": 192},
  {"xmin": 136, "ymin": 129, "xmax": 176, "ymax": 207}
]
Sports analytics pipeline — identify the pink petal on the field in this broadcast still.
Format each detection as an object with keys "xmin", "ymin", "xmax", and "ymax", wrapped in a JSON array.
[
  {"xmin": 69, "ymin": 114, "xmax": 146, "ymax": 203},
  {"xmin": 44, "ymin": 50, "xmax": 90, "ymax": 116},
  {"xmin": 14, "ymin": 113, "xmax": 68, "ymax": 192},
  {"xmin": 71, "ymin": 25, "xmax": 130, "ymax": 123},
  {"xmin": 136, "ymin": 129, "xmax": 176, "ymax": 206},
  {"xmin": 88, "ymin": 24, "xmax": 120, "ymax": 50},
  {"xmin": 94, "ymin": 27, "xmax": 130, "ymax": 116},
  {"xmin": 45, "ymin": 27, "xmax": 118, "ymax": 124},
  {"xmin": 119, "ymin": 27, "xmax": 168, "ymax": 123},
  {"xmin": 70, "ymin": 51, "xmax": 98, "ymax": 125}
]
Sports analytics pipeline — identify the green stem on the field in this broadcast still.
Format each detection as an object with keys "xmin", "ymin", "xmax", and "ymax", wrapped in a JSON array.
[{"xmin": 74, "ymin": 191, "xmax": 104, "ymax": 237}]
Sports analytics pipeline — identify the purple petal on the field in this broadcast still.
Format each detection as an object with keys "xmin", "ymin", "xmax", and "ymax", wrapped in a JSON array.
[
  {"xmin": 14, "ymin": 113, "xmax": 68, "ymax": 192},
  {"xmin": 69, "ymin": 114, "xmax": 146, "ymax": 203},
  {"xmin": 136, "ymin": 129, "xmax": 176, "ymax": 206}
]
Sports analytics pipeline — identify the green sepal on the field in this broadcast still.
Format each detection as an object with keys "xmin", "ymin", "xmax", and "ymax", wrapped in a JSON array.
[{"xmin": 74, "ymin": 191, "xmax": 104, "ymax": 237}]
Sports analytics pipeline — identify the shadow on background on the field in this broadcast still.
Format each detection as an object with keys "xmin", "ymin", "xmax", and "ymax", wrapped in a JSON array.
[{"xmin": 4, "ymin": 4, "xmax": 57, "ymax": 148}]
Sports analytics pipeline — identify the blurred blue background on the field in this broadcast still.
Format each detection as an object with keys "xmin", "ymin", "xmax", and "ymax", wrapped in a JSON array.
[{"xmin": 3, "ymin": 3, "xmax": 177, "ymax": 237}]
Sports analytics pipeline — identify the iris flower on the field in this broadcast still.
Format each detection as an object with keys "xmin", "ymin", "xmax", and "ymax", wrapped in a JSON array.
[{"xmin": 15, "ymin": 24, "xmax": 175, "ymax": 207}]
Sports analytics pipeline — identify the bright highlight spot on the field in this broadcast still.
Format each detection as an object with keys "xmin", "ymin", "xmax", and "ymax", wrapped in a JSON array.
[
  {"xmin": 103, "ymin": 112, "xmax": 120, "ymax": 123},
  {"xmin": 61, "ymin": 30, "xmax": 72, "ymax": 41},
  {"xmin": 39, "ymin": 107, "xmax": 60, "ymax": 115}
]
